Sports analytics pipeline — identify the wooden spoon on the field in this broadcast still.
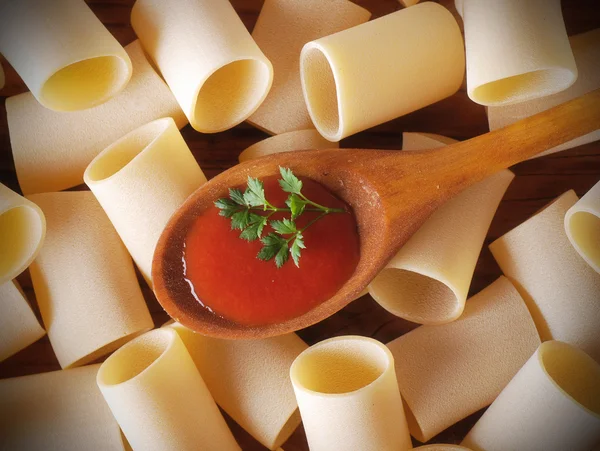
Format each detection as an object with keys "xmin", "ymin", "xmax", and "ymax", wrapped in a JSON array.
[{"xmin": 153, "ymin": 88, "xmax": 600, "ymax": 339}]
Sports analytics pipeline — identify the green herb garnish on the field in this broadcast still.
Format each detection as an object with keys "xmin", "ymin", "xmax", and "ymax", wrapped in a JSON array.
[{"xmin": 214, "ymin": 167, "xmax": 345, "ymax": 268}]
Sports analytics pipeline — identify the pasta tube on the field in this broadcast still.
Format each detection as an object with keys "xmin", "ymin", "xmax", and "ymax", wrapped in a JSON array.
[
  {"xmin": 0, "ymin": 280, "xmax": 45, "ymax": 362},
  {"xmin": 369, "ymin": 133, "xmax": 514, "ymax": 324},
  {"xmin": 131, "ymin": 0, "xmax": 273, "ymax": 133},
  {"xmin": 387, "ymin": 277, "xmax": 540, "ymax": 442},
  {"xmin": 300, "ymin": 3, "xmax": 464, "ymax": 141},
  {"xmin": 457, "ymin": 0, "xmax": 577, "ymax": 106},
  {"xmin": 290, "ymin": 336, "xmax": 412, "ymax": 451},
  {"xmin": 565, "ymin": 180, "xmax": 600, "ymax": 273},
  {"xmin": 0, "ymin": 0, "xmax": 131, "ymax": 111},
  {"xmin": 239, "ymin": 130, "xmax": 338, "ymax": 163},
  {"xmin": 0, "ymin": 183, "xmax": 45, "ymax": 285},
  {"xmin": 28, "ymin": 191, "xmax": 153, "ymax": 369},
  {"xmin": 166, "ymin": 322, "xmax": 306, "ymax": 450},
  {"xmin": 462, "ymin": 341, "xmax": 600, "ymax": 451},
  {"xmin": 487, "ymin": 29, "xmax": 600, "ymax": 156},
  {"xmin": 7, "ymin": 40, "xmax": 187, "ymax": 195},
  {"xmin": 490, "ymin": 191, "xmax": 600, "ymax": 362},
  {"xmin": 0, "ymin": 365, "xmax": 125, "ymax": 450},
  {"xmin": 97, "ymin": 328, "xmax": 241, "ymax": 451},
  {"xmin": 248, "ymin": 0, "xmax": 370, "ymax": 135},
  {"xmin": 84, "ymin": 117, "xmax": 206, "ymax": 284}
]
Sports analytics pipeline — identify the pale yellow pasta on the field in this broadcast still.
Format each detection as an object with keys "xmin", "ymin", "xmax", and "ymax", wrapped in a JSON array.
[
  {"xmin": 28, "ymin": 192, "xmax": 153, "ymax": 369},
  {"xmin": 166, "ymin": 322, "xmax": 306, "ymax": 450},
  {"xmin": 399, "ymin": 0, "xmax": 421, "ymax": 6},
  {"xmin": 300, "ymin": 2, "xmax": 464, "ymax": 141},
  {"xmin": 239, "ymin": 130, "xmax": 338, "ymax": 163},
  {"xmin": 0, "ymin": 280, "xmax": 45, "ymax": 362},
  {"xmin": 0, "ymin": 365, "xmax": 125, "ymax": 451},
  {"xmin": 7, "ymin": 40, "xmax": 187, "ymax": 195},
  {"xmin": 369, "ymin": 133, "xmax": 514, "ymax": 324},
  {"xmin": 490, "ymin": 191, "xmax": 600, "ymax": 362},
  {"xmin": 97, "ymin": 328, "xmax": 241, "ymax": 451},
  {"xmin": 131, "ymin": 0, "xmax": 273, "ymax": 133},
  {"xmin": 565, "ymin": 180, "xmax": 600, "ymax": 273},
  {"xmin": 488, "ymin": 29, "xmax": 600, "ymax": 156},
  {"xmin": 462, "ymin": 341, "xmax": 600, "ymax": 451},
  {"xmin": 457, "ymin": 0, "xmax": 577, "ymax": 106},
  {"xmin": 415, "ymin": 446, "xmax": 472, "ymax": 451},
  {"xmin": 0, "ymin": 0, "xmax": 131, "ymax": 111},
  {"xmin": 0, "ymin": 183, "xmax": 45, "ymax": 285},
  {"xmin": 291, "ymin": 336, "xmax": 412, "ymax": 451},
  {"xmin": 248, "ymin": 0, "xmax": 370, "ymax": 135},
  {"xmin": 387, "ymin": 277, "xmax": 541, "ymax": 442},
  {"xmin": 85, "ymin": 117, "xmax": 206, "ymax": 284}
]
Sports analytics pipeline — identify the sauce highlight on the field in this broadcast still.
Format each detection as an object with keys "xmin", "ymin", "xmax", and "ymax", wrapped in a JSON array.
[{"xmin": 183, "ymin": 176, "xmax": 360, "ymax": 326}]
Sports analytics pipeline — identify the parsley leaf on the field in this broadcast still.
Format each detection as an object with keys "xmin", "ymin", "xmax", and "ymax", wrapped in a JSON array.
[
  {"xmin": 243, "ymin": 177, "xmax": 266, "ymax": 207},
  {"xmin": 229, "ymin": 188, "xmax": 246, "ymax": 206},
  {"xmin": 214, "ymin": 198, "xmax": 240, "ymax": 218},
  {"xmin": 271, "ymin": 218, "xmax": 297, "ymax": 235},
  {"xmin": 231, "ymin": 209, "xmax": 251, "ymax": 230},
  {"xmin": 239, "ymin": 214, "xmax": 267, "ymax": 241},
  {"xmin": 287, "ymin": 194, "xmax": 306, "ymax": 220},
  {"xmin": 279, "ymin": 167, "xmax": 303, "ymax": 194},
  {"xmin": 290, "ymin": 232, "xmax": 306, "ymax": 267},
  {"xmin": 257, "ymin": 233, "xmax": 288, "ymax": 265}
]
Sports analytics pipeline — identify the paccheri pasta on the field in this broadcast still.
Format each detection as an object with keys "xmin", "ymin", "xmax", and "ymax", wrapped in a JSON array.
[
  {"xmin": 0, "ymin": 280, "xmax": 45, "ymax": 362},
  {"xmin": 27, "ymin": 191, "xmax": 153, "ymax": 369},
  {"xmin": 387, "ymin": 277, "xmax": 541, "ymax": 442},
  {"xmin": 565, "ymin": 180, "xmax": 600, "ymax": 273},
  {"xmin": 490, "ymin": 191, "xmax": 600, "ymax": 362},
  {"xmin": 369, "ymin": 133, "xmax": 514, "ymax": 324},
  {"xmin": 290, "ymin": 336, "xmax": 412, "ymax": 451},
  {"xmin": 300, "ymin": 2, "xmax": 464, "ymax": 141},
  {"xmin": 457, "ymin": 0, "xmax": 577, "ymax": 106},
  {"xmin": 7, "ymin": 40, "xmax": 187, "ymax": 195},
  {"xmin": 0, "ymin": 183, "xmax": 45, "ymax": 285},
  {"xmin": 0, "ymin": 0, "xmax": 131, "ymax": 111},
  {"xmin": 248, "ymin": 0, "xmax": 370, "ymax": 135},
  {"xmin": 131, "ymin": 0, "xmax": 273, "ymax": 133},
  {"xmin": 97, "ymin": 328, "xmax": 241, "ymax": 451},
  {"xmin": 239, "ymin": 130, "xmax": 338, "ymax": 163},
  {"xmin": 487, "ymin": 29, "xmax": 600, "ymax": 156},
  {"xmin": 166, "ymin": 322, "xmax": 305, "ymax": 450},
  {"xmin": 0, "ymin": 365, "xmax": 126, "ymax": 450},
  {"xmin": 85, "ymin": 117, "xmax": 206, "ymax": 284},
  {"xmin": 462, "ymin": 341, "xmax": 600, "ymax": 451}
]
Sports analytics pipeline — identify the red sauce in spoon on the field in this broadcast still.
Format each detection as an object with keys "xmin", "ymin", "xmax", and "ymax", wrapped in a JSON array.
[{"xmin": 183, "ymin": 176, "xmax": 360, "ymax": 326}]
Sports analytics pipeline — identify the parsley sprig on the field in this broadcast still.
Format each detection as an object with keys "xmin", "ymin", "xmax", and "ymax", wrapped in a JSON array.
[{"xmin": 214, "ymin": 167, "xmax": 345, "ymax": 268}]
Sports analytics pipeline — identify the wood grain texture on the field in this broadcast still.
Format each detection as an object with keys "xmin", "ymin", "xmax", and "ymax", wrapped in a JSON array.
[{"xmin": 0, "ymin": 0, "xmax": 598, "ymax": 449}]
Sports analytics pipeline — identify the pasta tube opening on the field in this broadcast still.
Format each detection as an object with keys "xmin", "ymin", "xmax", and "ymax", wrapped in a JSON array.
[
  {"xmin": 41, "ymin": 55, "xmax": 131, "ymax": 111},
  {"xmin": 300, "ymin": 45, "xmax": 341, "ymax": 142},
  {"xmin": 193, "ymin": 59, "xmax": 272, "ymax": 133},
  {"xmin": 291, "ymin": 336, "xmax": 389, "ymax": 395},
  {"xmin": 566, "ymin": 211, "xmax": 600, "ymax": 272},
  {"xmin": 539, "ymin": 341, "xmax": 600, "ymax": 415}
]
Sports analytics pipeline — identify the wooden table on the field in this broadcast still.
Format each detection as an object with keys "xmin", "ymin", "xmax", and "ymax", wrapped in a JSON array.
[{"xmin": 1, "ymin": 0, "xmax": 598, "ymax": 449}]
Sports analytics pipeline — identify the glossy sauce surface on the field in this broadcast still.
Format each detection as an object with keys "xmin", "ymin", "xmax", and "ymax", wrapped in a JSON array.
[{"xmin": 183, "ymin": 176, "xmax": 360, "ymax": 326}]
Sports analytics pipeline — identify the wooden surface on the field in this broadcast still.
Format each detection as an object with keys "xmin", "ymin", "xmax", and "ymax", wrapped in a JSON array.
[{"xmin": 0, "ymin": 0, "xmax": 599, "ymax": 449}]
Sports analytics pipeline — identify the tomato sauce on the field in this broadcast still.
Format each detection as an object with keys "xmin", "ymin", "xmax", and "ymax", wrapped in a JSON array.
[{"xmin": 183, "ymin": 176, "xmax": 360, "ymax": 326}]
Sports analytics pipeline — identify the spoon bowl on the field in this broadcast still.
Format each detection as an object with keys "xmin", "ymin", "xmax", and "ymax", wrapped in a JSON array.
[{"xmin": 153, "ymin": 89, "xmax": 600, "ymax": 339}]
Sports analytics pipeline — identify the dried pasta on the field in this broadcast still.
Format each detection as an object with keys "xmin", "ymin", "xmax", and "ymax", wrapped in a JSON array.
[
  {"xmin": 239, "ymin": 130, "xmax": 338, "ymax": 163},
  {"xmin": 7, "ymin": 40, "xmax": 187, "ymax": 195},
  {"xmin": 0, "ymin": 0, "xmax": 131, "ymax": 111},
  {"xmin": 28, "ymin": 191, "xmax": 153, "ymax": 369},
  {"xmin": 0, "ymin": 365, "xmax": 125, "ymax": 451},
  {"xmin": 85, "ymin": 117, "xmax": 206, "ymax": 284},
  {"xmin": 0, "ymin": 280, "xmax": 45, "ymax": 362},
  {"xmin": 490, "ymin": 191, "xmax": 600, "ymax": 362},
  {"xmin": 369, "ymin": 133, "xmax": 514, "ymax": 324},
  {"xmin": 462, "ymin": 341, "xmax": 600, "ymax": 451},
  {"xmin": 97, "ymin": 328, "xmax": 241, "ymax": 451},
  {"xmin": 387, "ymin": 277, "xmax": 540, "ymax": 442},
  {"xmin": 0, "ymin": 183, "xmax": 45, "ymax": 285},
  {"xmin": 248, "ymin": 0, "xmax": 370, "ymax": 135},
  {"xmin": 487, "ymin": 29, "xmax": 600, "ymax": 156},
  {"xmin": 166, "ymin": 321, "xmax": 306, "ymax": 450},
  {"xmin": 131, "ymin": 0, "xmax": 273, "ymax": 133},
  {"xmin": 457, "ymin": 0, "xmax": 577, "ymax": 106},
  {"xmin": 565, "ymin": 180, "xmax": 600, "ymax": 273},
  {"xmin": 290, "ymin": 336, "xmax": 412, "ymax": 451},
  {"xmin": 300, "ymin": 2, "xmax": 464, "ymax": 141}
]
